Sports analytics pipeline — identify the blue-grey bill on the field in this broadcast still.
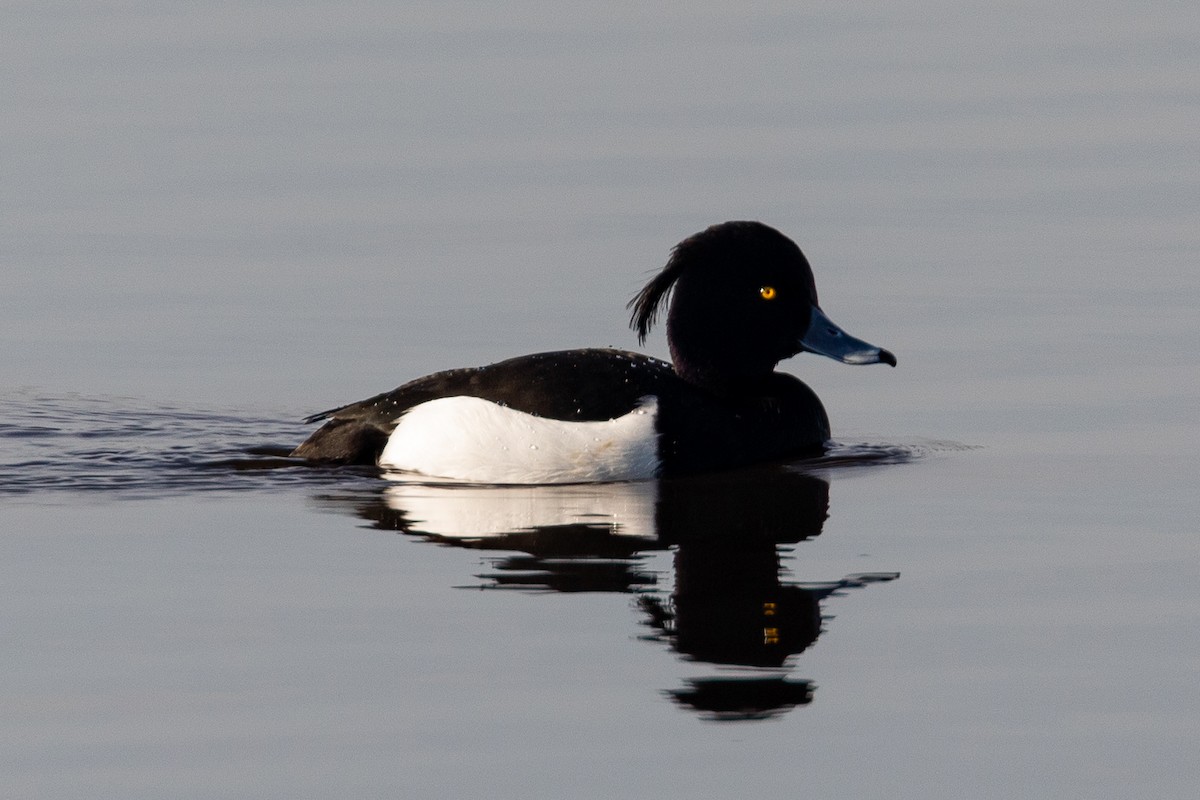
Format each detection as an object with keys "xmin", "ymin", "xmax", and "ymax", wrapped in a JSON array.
[{"xmin": 800, "ymin": 306, "xmax": 897, "ymax": 366}]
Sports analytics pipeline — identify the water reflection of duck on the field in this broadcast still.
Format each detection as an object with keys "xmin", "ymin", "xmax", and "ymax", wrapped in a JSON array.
[
  {"xmin": 317, "ymin": 465, "xmax": 898, "ymax": 721},
  {"xmin": 293, "ymin": 222, "xmax": 895, "ymax": 483}
]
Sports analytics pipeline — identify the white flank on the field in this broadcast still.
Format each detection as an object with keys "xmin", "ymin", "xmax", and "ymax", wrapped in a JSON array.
[{"xmin": 378, "ymin": 395, "xmax": 661, "ymax": 484}]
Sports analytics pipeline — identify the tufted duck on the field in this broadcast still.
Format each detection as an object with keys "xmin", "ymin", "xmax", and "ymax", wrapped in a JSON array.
[{"xmin": 291, "ymin": 221, "xmax": 895, "ymax": 482}]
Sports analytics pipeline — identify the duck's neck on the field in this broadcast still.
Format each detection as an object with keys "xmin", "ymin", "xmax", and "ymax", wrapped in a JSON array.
[{"xmin": 669, "ymin": 342, "xmax": 777, "ymax": 398}]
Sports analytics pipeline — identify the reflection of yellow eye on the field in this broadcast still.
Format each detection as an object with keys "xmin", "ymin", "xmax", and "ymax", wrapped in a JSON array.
[{"xmin": 759, "ymin": 286, "xmax": 777, "ymax": 300}]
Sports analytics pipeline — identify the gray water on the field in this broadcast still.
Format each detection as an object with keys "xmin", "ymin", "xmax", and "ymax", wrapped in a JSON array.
[{"xmin": 3, "ymin": 3, "xmax": 1199, "ymax": 798}]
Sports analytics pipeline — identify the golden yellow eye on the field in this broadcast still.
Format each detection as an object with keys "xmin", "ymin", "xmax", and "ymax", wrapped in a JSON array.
[{"xmin": 759, "ymin": 286, "xmax": 777, "ymax": 300}]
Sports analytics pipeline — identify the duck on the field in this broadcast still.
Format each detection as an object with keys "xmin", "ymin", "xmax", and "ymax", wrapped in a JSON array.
[{"xmin": 291, "ymin": 221, "xmax": 896, "ymax": 483}]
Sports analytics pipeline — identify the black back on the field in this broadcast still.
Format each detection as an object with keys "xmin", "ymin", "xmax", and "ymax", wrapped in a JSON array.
[{"xmin": 292, "ymin": 349, "xmax": 680, "ymax": 464}]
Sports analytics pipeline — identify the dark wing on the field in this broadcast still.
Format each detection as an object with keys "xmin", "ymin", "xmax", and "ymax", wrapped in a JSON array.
[{"xmin": 291, "ymin": 348, "xmax": 681, "ymax": 464}]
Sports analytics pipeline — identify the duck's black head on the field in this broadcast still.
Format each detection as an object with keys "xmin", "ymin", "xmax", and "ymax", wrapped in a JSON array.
[{"xmin": 628, "ymin": 221, "xmax": 896, "ymax": 392}]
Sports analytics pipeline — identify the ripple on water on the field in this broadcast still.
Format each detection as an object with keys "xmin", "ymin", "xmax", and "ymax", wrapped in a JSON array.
[
  {"xmin": 0, "ymin": 393, "xmax": 954, "ymax": 499},
  {"xmin": 0, "ymin": 393, "xmax": 367, "ymax": 498},
  {"xmin": 813, "ymin": 438, "xmax": 976, "ymax": 469}
]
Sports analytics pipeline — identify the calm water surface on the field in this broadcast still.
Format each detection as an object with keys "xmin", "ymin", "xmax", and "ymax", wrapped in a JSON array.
[{"xmin": 4, "ymin": 3, "xmax": 1199, "ymax": 798}]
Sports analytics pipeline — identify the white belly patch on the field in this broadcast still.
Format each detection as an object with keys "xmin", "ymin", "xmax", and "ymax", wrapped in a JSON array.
[{"xmin": 378, "ymin": 395, "xmax": 661, "ymax": 484}]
